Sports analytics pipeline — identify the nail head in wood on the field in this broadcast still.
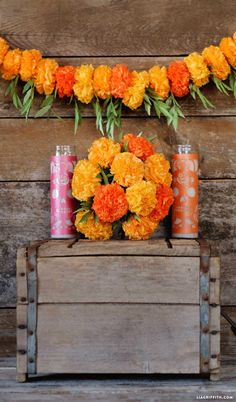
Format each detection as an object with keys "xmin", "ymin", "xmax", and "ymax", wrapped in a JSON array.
[
  {"xmin": 18, "ymin": 349, "xmax": 26, "ymax": 355},
  {"xmin": 21, "ymin": 297, "xmax": 26, "ymax": 302},
  {"xmin": 18, "ymin": 324, "xmax": 26, "ymax": 330}
]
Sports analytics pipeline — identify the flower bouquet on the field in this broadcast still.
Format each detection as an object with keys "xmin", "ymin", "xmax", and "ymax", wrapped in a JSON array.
[{"xmin": 71, "ymin": 134, "xmax": 174, "ymax": 240}]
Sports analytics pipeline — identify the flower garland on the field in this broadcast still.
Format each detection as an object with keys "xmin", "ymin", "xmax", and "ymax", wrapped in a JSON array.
[
  {"xmin": 72, "ymin": 134, "xmax": 174, "ymax": 240},
  {"xmin": 1, "ymin": 32, "xmax": 236, "ymax": 135}
]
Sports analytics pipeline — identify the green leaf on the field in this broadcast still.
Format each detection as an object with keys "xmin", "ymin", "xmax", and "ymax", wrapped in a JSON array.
[
  {"xmin": 34, "ymin": 104, "xmax": 52, "ymax": 118},
  {"xmin": 94, "ymin": 214, "xmax": 99, "ymax": 225},
  {"xmin": 74, "ymin": 100, "xmax": 82, "ymax": 135},
  {"xmin": 147, "ymin": 134, "xmax": 157, "ymax": 142},
  {"xmin": 79, "ymin": 211, "xmax": 91, "ymax": 224},
  {"xmin": 122, "ymin": 140, "xmax": 129, "ymax": 152},
  {"xmin": 23, "ymin": 80, "xmax": 34, "ymax": 94},
  {"xmin": 133, "ymin": 213, "xmax": 141, "ymax": 221}
]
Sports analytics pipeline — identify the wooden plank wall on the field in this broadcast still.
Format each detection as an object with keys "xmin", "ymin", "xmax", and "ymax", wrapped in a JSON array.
[{"xmin": 0, "ymin": 0, "xmax": 236, "ymax": 366}]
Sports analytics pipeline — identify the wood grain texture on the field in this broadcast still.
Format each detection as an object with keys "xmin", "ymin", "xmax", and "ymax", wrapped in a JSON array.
[
  {"xmin": 37, "ymin": 304, "xmax": 200, "ymax": 373},
  {"xmin": 1, "ymin": 0, "xmax": 236, "ymax": 56},
  {"xmin": 0, "ymin": 118, "xmax": 236, "ymax": 181},
  {"xmin": 37, "ymin": 255, "xmax": 199, "ymax": 304},
  {"xmin": 16, "ymin": 305, "xmax": 27, "ymax": 377},
  {"xmin": 221, "ymin": 307, "xmax": 236, "ymax": 366},
  {"xmin": 0, "ymin": 309, "xmax": 16, "ymax": 357},
  {"xmin": 0, "ymin": 180, "xmax": 235, "ymax": 306}
]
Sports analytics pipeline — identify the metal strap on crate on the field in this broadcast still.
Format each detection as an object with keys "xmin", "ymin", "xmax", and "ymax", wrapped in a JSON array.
[
  {"xmin": 198, "ymin": 239, "xmax": 211, "ymax": 373},
  {"xmin": 26, "ymin": 240, "xmax": 48, "ymax": 374}
]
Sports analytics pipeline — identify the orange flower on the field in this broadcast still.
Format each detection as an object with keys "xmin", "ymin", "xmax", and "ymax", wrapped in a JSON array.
[
  {"xmin": 111, "ymin": 152, "xmax": 144, "ymax": 187},
  {"xmin": 167, "ymin": 61, "xmax": 190, "ymax": 97},
  {"xmin": 93, "ymin": 65, "xmax": 112, "ymax": 99},
  {"xmin": 122, "ymin": 215, "xmax": 158, "ymax": 240},
  {"xmin": 184, "ymin": 52, "xmax": 210, "ymax": 87},
  {"xmin": 149, "ymin": 66, "xmax": 170, "ymax": 99},
  {"xmin": 202, "ymin": 45, "xmax": 230, "ymax": 80},
  {"xmin": 126, "ymin": 180, "xmax": 157, "ymax": 216},
  {"xmin": 19, "ymin": 49, "xmax": 42, "ymax": 82},
  {"xmin": 123, "ymin": 70, "xmax": 149, "ymax": 109},
  {"xmin": 34, "ymin": 58, "xmax": 58, "ymax": 95},
  {"xmin": 73, "ymin": 64, "xmax": 94, "ymax": 104},
  {"xmin": 111, "ymin": 64, "xmax": 132, "ymax": 98},
  {"xmin": 1, "ymin": 49, "xmax": 22, "ymax": 80},
  {"xmin": 88, "ymin": 137, "xmax": 121, "ymax": 168},
  {"xmin": 219, "ymin": 37, "xmax": 236, "ymax": 67},
  {"xmin": 121, "ymin": 133, "xmax": 154, "ymax": 161},
  {"xmin": 72, "ymin": 160, "xmax": 101, "ymax": 201},
  {"xmin": 55, "ymin": 65, "xmax": 75, "ymax": 98},
  {"xmin": 92, "ymin": 183, "xmax": 128, "ymax": 223},
  {"xmin": 149, "ymin": 184, "xmax": 174, "ymax": 222},
  {"xmin": 144, "ymin": 154, "xmax": 172, "ymax": 186},
  {"xmin": 0, "ymin": 37, "xmax": 9, "ymax": 65},
  {"xmin": 75, "ymin": 211, "xmax": 112, "ymax": 240}
]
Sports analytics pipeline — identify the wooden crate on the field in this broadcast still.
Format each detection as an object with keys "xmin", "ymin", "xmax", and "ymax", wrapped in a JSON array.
[{"xmin": 16, "ymin": 239, "xmax": 220, "ymax": 382}]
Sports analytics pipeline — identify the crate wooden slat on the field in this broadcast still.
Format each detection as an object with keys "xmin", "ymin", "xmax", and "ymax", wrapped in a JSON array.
[{"xmin": 16, "ymin": 239, "xmax": 220, "ymax": 382}]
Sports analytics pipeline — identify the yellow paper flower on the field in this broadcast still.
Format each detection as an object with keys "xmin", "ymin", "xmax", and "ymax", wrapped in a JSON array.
[
  {"xmin": 72, "ymin": 160, "xmax": 101, "ymax": 201},
  {"xmin": 93, "ymin": 65, "xmax": 112, "ymax": 99},
  {"xmin": 73, "ymin": 64, "xmax": 94, "ymax": 104},
  {"xmin": 149, "ymin": 66, "xmax": 170, "ymax": 99},
  {"xmin": 75, "ymin": 211, "xmax": 112, "ymax": 240},
  {"xmin": 144, "ymin": 154, "xmax": 172, "ymax": 186},
  {"xmin": 219, "ymin": 37, "xmax": 236, "ymax": 67},
  {"xmin": 123, "ymin": 70, "xmax": 149, "ymax": 110},
  {"xmin": 20, "ymin": 49, "xmax": 42, "ymax": 81},
  {"xmin": 88, "ymin": 137, "xmax": 121, "ymax": 168},
  {"xmin": 0, "ymin": 37, "xmax": 9, "ymax": 65},
  {"xmin": 126, "ymin": 180, "xmax": 157, "ymax": 216},
  {"xmin": 202, "ymin": 45, "xmax": 230, "ymax": 80},
  {"xmin": 34, "ymin": 58, "xmax": 58, "ymax": 95},
  {"xmin": 111, "ymin": 152, "xmax": 144, "ymax": 187},
  {"xmin": 1, "ymin": 49, "xmax": 22, "ymax": 80},
  {"xmin": 184, "ymin": 52, "xmax": 210, "ymax": 87},
  {"xmin": 122, "ymin": 215, "xmax": 158, "ymax": 240}
]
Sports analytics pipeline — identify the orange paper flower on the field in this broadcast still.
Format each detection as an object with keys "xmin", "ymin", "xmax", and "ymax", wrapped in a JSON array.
[
  {"xmin": 149, "ymin": 184, "xmax": 174, "ymax": 222},
  {"xmin": 1, "ymin": 49, "xmax": 22, "ymax": 80},
  {"xmin": 123, "ymin": 70, "xmax": 149, "ymax": 110},
  {"xmin": 167, "ymin": 61, "xmax": 190, "ymax": 97},
  {"xmin": 92, "ymin": 183, "xmax": 128, "ymax": 223},
  {"xmin": 88, "ymin": 137, "xmax": 121, "ymax": 168},
  {"xmin": 20, "ymin": 49, "xmax": 42, "ymax": 82},
  {"xmin": 149, "ymin": 66, "xmax": 170, "ymax": 99},
  {"xmin": 34, "ymin": 58, "xmax": 58, "ymax": 95},
  {"xmin": 122, "ymin": 215, "xmax": 158, "ymax": 240},
  {"xmin": 184, "ymin": 52, "xmax": 210, "ymax": 87},
  {"xmin": 144, "ymin": 154, "xmax": 172, "ymax": 186},
  {"xmin": 111, "ymin": 64, "xmax": 132, "ymax": 98},
  {"xmin": 111, "ymin": 152, "xmax": 144, "ymax": 187},
  {"xmin": 219, "ymin": 37, "xmax": 236, "ymax": 67},
  {"xmin": 121, "ymin": 133, "xmax": 154, "ymax": 161},
  {"xmin": 0, "ymin": 37, "xmax": 9, "ymax": 65},
  {"xmin": 55, "ymin": 65, "xmax": 75, "ymax": 98},
  {"xmin": 73, "ymin": 64, "xmax": 94, "ymax": 104},
  {"xmin": 93, "ymin": 65, "xmax": 112, "ymax": 99},
  {"xmin": 126, "ymin": 180, "xmax": 157, "ymax": 216},
  {"xmin": 202, "ymin": 45, "xmax": 230, "ymax": 80},
  {"xmin": 75, "ymin": 211, "xmax": 112, "ymax": 240},
  {"xmin": 72, "ymin": 160, "xmax": 101, "ymax": 201}
]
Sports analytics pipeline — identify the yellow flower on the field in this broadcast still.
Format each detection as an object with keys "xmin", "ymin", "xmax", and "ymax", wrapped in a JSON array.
[
  {"xmin": 111, "ymin": 152, "xmax": 144, "ymax": 187},
  {"xmin": 73, "ymin": 64, "xmax": 94, "ymax": 104},
  {"xmin": 202, "ymin": 45, "xmax": 230, "ymax": 80},
  {"xmin": 126, "ymin": 180, "xmax": 157, "ymax": 216},
  {"xmin": 123, "ymin": 70, "xmax": 149, "ymax": 110},
  {"xmin": 122, "ymin": 215, "xmax": 157, "ymax": 240},
  {"xmin": 1, "ymin": 49, "xmax": 22, "ymax": 80},
  {"xmin": 88, "ymin": 137, "xmax": 121, "ymax": 168},
  {"xmin": 75, "ymin": 211, "xmax": 112, "ymax": 240},
  {"xmin": 20, "ymin": 49, "xmax": 42, "ymax": 81},
  {"xmin": 0, "ymin": 37, "xmax": 9, "ymax": 65},
  {"xmin": 93, "ymin": 65, "xmax": 112, "ymax": 99},
  {"xmin": 144, "ymin": 154, "xmax": 172, "ymax": 186},
  {"xmin": 34, "ymin": 58, "xmax": 58, "ymax": 95},
  {"xmin": 219, "ymin": 37, "xmax": 236, "ymax": 67},
  {"xmin": 184, "ymin": 52, "xmax": 210, "ymax": 87},
  {"xmin": 149, "ymin": 66, "xmax": 170, "ymax": 99},
  {"xmin": 72, "ymin": 160, "xmax": 101, "ymax": 201}
]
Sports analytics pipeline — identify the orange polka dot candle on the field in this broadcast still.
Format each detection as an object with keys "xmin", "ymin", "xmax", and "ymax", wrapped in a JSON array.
[{"xmin": 171, "ymin": 145, "xmax": 199, "ymax": 238}]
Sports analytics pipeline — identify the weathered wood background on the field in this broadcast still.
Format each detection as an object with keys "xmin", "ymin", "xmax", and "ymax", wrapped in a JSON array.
[{"xmin": 0, "ymin": 0, "xmax": 236, "ymax": 368}]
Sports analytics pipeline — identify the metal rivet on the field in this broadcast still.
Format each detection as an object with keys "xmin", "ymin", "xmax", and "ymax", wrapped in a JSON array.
[
  {"xmin": 210, "ymin": 278, "xmax": 216, "ymax": 282},
  {"xmin": 30, "ymin": 268, "xmax": 34, "ymax": 272},
  {"xmin": 202, "ymin": 328, "xmax": 209, "ymax": 334},
  {"xmin": 28, "ymin": 330, "xmax": 33, "ymax": 336},
  {"xmin": 29, "ymin": 358, "xmax": 34, "ymax": 363},
  {"xmin": 29, "ymin": 298, "xmax": 35, "ymax": 303},
  {"xmin": 210, "ymin": 303, "xmax": 218, "ymax": 308},
  {"xmin": 18, "ymin": 349, "xmax": 26, "ymax": 355},
  {"xmin": 18, "ymin": 324, "xmax": 26, "ymax": 330},
  {"xmin": 211, "ymin": 330, "xmax": 218, "ymax": 335},
  {"xmin": 203, "ymin": 295, "xmax": 209, "ymax": 301},
  {"xmin": 211, "ymin": 354, "xmax": 217, "ymax": 359},
  {"xmin": 21, "ymin": 297, "xmax": 26, "ymax": 302},
  {"xmin": 20, "ymin": 272, "xmax": 25, "ymax": 277},
  {"xmin": 204, "ymin": 361, "xmax": 208, "ymax": 366}
]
